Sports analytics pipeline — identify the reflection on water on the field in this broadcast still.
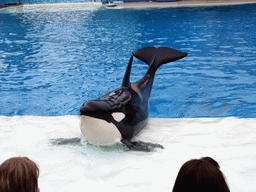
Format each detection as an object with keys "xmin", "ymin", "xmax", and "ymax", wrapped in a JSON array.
[{"xmin": 0, "ymin": 4, "xmax": 256, "ymax": 117}]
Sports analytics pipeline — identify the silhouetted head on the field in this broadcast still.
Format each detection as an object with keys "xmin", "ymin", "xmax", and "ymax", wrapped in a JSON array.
[
  {"xmin": 173, "ymin": 157, "xmax": 230, "ymax": 192},
  {"xmin": 0, "ymin": 157, "xmax": 40, "ymax": 192}
]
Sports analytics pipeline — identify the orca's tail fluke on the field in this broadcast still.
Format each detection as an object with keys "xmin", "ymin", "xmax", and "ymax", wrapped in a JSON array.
[{"xmin": 132, "ymin": 46, "xmax": 188, "ymax": 70}]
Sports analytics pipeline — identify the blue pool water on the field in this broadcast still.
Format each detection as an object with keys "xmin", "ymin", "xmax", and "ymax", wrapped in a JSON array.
[
  {"xmin": 5, "ymin": 0, "xmax": 101, "ymax": 5},
  {"xmin": 0, "ymin": 4, "xmax": 256, "ymax": 117},
  {"xmin": 1, "ymin": 5, "xmax": 256, "ymax": 192}
]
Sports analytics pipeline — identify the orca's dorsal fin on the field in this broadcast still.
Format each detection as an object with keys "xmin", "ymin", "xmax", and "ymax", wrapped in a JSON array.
[
  {"xmin": 122, "ymin": 55, "xmax": 133, "ymax": 87},
  {"xmin": 132, "ymin": 46, "xmax": 188, "ymax": 70}
]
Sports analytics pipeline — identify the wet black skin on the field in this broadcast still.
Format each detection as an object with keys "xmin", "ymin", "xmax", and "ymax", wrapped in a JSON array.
[{"xmin": 79, "ymin": 47, "xmax": 188, "ymax": 151}]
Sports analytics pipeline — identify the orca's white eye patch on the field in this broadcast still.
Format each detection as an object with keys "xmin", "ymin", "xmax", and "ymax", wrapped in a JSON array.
[{"xmin": 112, "ymin": 112, "xmax": 125, "ymax": 122}]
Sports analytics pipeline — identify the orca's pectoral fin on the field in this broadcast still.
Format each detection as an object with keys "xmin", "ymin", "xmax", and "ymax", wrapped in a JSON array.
[
  {"xmin": 121, "ymin": 139, "xmax": 164, "ymax": 152},
  {"xmin": 50, "ymin": 137, "xmax": 81, "ymax": 145}
]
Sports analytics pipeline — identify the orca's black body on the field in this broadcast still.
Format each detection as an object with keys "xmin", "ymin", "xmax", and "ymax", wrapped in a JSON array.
[{"xmin": 79, "ymin": 47, "xmax": 187, "ymax": 151}]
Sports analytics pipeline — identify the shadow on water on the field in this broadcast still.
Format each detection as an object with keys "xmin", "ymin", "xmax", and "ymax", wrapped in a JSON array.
[{"xmin": 49, "ymin": 137, "xmax": 163, "ymax": 153}]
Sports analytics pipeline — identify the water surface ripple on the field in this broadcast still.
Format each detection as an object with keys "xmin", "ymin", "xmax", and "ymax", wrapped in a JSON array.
[{"xmin": 0, "ymin": 4, "xmax": 256, "ymax": 117}]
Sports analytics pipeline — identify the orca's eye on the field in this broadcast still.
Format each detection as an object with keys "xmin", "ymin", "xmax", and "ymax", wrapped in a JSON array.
[{"xmin": 112, "ymin": 112, "xmax": 125, "ymax": 122}]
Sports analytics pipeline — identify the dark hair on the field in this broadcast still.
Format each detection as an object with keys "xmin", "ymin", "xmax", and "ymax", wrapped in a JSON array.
[
  {"xmin": 0, "ymin": 157, "xmax": 39, "ymax": 192},
  {"xmin": 173, "ymin": 157, "xmax": 230, "ymax": 192}
]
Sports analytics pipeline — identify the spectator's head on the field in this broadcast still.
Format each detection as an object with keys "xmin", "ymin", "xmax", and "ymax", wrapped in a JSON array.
[
  {"xmin": 173, "ymin": 157, "xmax": 230, "ymax": 192},
  {"xmin": 0, "ymin": 157, "xmax": 40, "ymax": 192}
]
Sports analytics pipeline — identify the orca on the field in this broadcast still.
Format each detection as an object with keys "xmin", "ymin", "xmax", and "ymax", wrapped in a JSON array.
[{"xmin": 79, "ymin": 46, "xmax": 188, "ymax": 151}]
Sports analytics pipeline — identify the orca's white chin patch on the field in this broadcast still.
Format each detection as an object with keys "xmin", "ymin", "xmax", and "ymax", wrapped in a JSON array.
[{"xmin": 80, "ymin": 115, "xmax": 122, "ymax": 146}]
